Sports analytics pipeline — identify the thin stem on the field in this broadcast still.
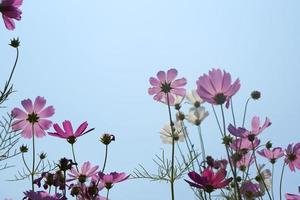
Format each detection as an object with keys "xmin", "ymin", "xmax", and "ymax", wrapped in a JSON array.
[
  {"xmin": 180, "ymin": 121, "xmax": 195, "ymax": 170},
  {"xmin": 21, "ymin": 152, "xmax": 31, "ymax": 173},
  {"xmin": 63, "ymin": 170, "xmax": 66, "ymax": 197},
  {"xmin": 252, "ymin": 144, "xmax": 272, "ymax": 200},
  {"xmin": 197, "ymin": 125, "xmax": 206, "ymax": 166},
  {"xmin": 271, "ymin": 164, "xmax": 275, "ymax": 200},
  {"xmin": 6, "ymin": 48, "xmax": 19, "ymax": 88},
  {"xmin": 71, "ymin": 144, "xmax": 79, "ymax": 171},
  {"xmin": 230, "ymin": 99, "xmax": 236, "ymax": 127},
  {"xmin": 102, "ymin": 145, "xmax": 108, "ymax": 172},
  {"xmin": 106, "ymin": 189, "xmax": 110, "ymax": 199},
  {"xmin": 166, "ymin": 93, "xmax": 175, "ymax": 200},
  {"xmin": 211, "ymin": 105, "xmax": 223, "ymax": 136},
  {"xmin": 208, "ymin": 193, "xmax": 212, "ymax": 200},
  {"xmin": 31, "ymin": 125, "xmax": 36, "ymax": 192},
  {"xmin": 279, "ymin": 162, "xmax": 286, "ymax": 200},
  {"xmin": 242, "ymin": 98, "xmax": 251, "ymax": 128}
]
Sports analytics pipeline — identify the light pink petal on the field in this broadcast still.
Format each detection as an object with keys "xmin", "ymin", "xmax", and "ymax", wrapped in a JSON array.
[
  {"xmin": 171, "ymin": 88, "xmax": 186, "ymax": 97},
  {"xmin": 166, "ymin": 68, "xmax": 177, "ymax": 83},
  {"xmin": 13, "ymin": 0, "xmax": 23, "ymax": 6},
  {"xmin": 171, "ymin": 77, "xmax": 187, "ymax": 88},
  {"xmin": 209, "ymin": 69, "xmax": 223, "ymax": 93},
  {"xmin": 81, "ymin": 162, "xmax": 91, "ymax": 174},
  {"xmin": 62, "ymin": 120, "xmax": 74, "ymax": 135},
  {"xmin": 33, "ymin": 96, "xmax": 46, "ymax": 113},
  {"xmin": 197, "ymin": 74, "xmax": 216, "ymax": 95},
  {"xmin": 103, "ymin": 175, "xmax": 114, "ymax": 183},
  {"xmin": 148, "ymin": 87, "xmax": 161, "ymax": 95},
  {"xmin": 149, "ymin": 77, "xmax": 160, "ymax": 87},
  {"xmin": 87, "ymin": 165, "xmax": 99, "ymax": 177},
  {"xmin": 221, "ymin": 71, "xmax": 232, "ymax": 92},
  {"xmin": 156, "ymin": 71, "xmax": 166, "ymax": 82},
  {"xmin": 75, "ymin": 121, "xmax": 88, "ymax": 137},
  {"xmin": 224, "ymin": 79, "xmax": 240, "ymax": 96},
  {"xmin": 38, "ymin": 119, "xmax": 52, "ymax": 130},
  {"xmin": 12, "ymin": 119, "xmax": 27, "ymax": 131},
  {"xmin": 21, "ymin": 98, "xmax": 33, "ymax": 113},
  {"xmin": 21, "ymin": 124, "xmax": 33, "ymax": 139},
  {"xmin": 34, "ymin": 123, "xmax": 46, "ymax": 138},
  {"xmin": 251, "ymin": 116, "xmax": 260, "ymax": 132},
  {"xmin": 11, "ymin": 107, "xmax": 27, "ymax": 119},
  {"xmin": 153, "ymin": 92, "xmax": 164, "ymax": 102},
  {"xmin": 38, "ymin": 106, "xmax": 55, "ymax": 118}
]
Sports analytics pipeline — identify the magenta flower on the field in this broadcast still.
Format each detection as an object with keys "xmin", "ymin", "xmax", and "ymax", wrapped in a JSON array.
[
  {"xmin": 97, "ymin": 172, "xmax": 129, "ymax": 189},
  {"xmin": 196, "ymin": 69, "xmax": 240, "ymax": 108},
  {"xmin": 148, "ymin": 68, "xmax": 187, "ymax": 105},
  {"xmin": 257, "ymin": 147, "xmax": 284, "ymax": 164},
  {"xmin": 48, "ymin": 120, "xmax": 93, "ymax": 143},
  {"xmin": 286, "ymin": 193, "xmax": 300, "ymax": 200},
  {"xmin": 185, "ymin": 168, "xmax": 232, "ymax": 193},
  {"xmin": 11, "ymin": 96, "xmax": 55, "ymax": 139},
  {"xmin": 285, "ymin": 143, "xmax": 300, "ymax": 172},
  {"xmin": 0, "ymin": 0, "xmax": 22, "ymax": 30},
  {"xmin": 68, "ymin": 161, "xmax": 99, "ymax": 182},
  {"xmin": 23, "ymin": 190, "xmax": 62, "ymax": 200}
]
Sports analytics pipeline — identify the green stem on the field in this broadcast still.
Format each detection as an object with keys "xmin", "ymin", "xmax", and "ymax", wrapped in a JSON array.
[
  {"xmin": 230, "ymin": 99, "xmax": 236, "ymax": 127},
  {"xmin": 166, "ymin": 93, "xmax": 175, "ymax": 200},
  {"xmin": 31, "ymin": 125, "xmax": 35, "ymax": 192},
  {"xmin": 21, "ymin": 152, "xmax": 30, "ymax": 173},
  {"xmin": 279, "ymin": 162, "xmax": 286, "ymax": 200},
  {"xmin": 242, "ymin": 98, "xmax": 251, "ymax": 128},
  {"xmin": 102, "ymin": 145, "xmax": 108, "ymax": 172},
  {"xmin": 71, "ymin": 144, "xmax": 79, "ymax": 171},
  {"xmin": 271, "ymin": 164, "xmax": 275, "ymax": 200},
  {"xmin": 106, "ymin": 189, "xmax": 110, "ymax": 199}
]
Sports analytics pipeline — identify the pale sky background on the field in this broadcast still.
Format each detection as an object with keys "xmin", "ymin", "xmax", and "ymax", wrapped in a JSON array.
[{"xmin": 1, "ymin": 0, "xmax": 300, "ymax": 199}]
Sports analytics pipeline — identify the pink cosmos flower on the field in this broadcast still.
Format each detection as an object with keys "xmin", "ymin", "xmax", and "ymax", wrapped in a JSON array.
[
  {"xmin": 240, "ymin": 181, "xmax": 262, "ymax": 199},
  {"xmin": 285, "ymin": 143, "xmax": 300, "ymax": 172},
  {"xmin": 230, "ymin": 138, "xmax": 260, "ymax": 152},
  {"xmin": 68, "ymin": 161, "xmax": 99, "ymax": 182},
  {"xmin": 23, "ymin": 190, "xmax": 62, "ymax": 200},
  {"xmin": 196, "ymin": 69, "xmax": 240, "ymax": 108},
  {"xmin": 236, "ymin": 153, "xmax": 254, "ymax": 171},
  {"xmin": 185, "ymin": 168, "xmax": 232, "ymax": 193},
  {"xmin": 97, "ymin": 172, "xmax": 129, "ymax": 189},
  {"xmin": 148, "ymin": 68, "xmax": 187, "ymax": 105},
  {"xmin": 48, "ymin": 120, "xmax": 93, "ymax": 143},
  {"xmin": 11, "ymin": 96, "xmax": 55, "ymax": 139},
  {"xmin": 0, "ymin": 0, "xmax": 22, "ymax": 30},
  {"xmin": 257, "ymin": 147, "xmax": 284, "ymax": 164}
]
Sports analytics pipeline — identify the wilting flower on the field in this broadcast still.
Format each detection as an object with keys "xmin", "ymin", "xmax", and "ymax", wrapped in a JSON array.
[
  {"xmin": 97, "ymin": 172, "xmax": 129, "ymax": 189},
  {"xmin": 148, "ymin": 68, "xmax": 187, "ymax": 105},
  {"xmin": 186, "ymin": 106, "xmax": 208, "ymax": 126},
  {"xmin": 70, "ymin": 182, "xmax": 107, "ymax": 200},
  {"xmin": 196, "ymin": 69, "xmax": 240, "ymax": 108},
  {"xmin": 12, "ymin": 96, "xmax": 55, "ymax": 139},
  {"xmin": 0, "ymin": 0, "xmax": 23, "ymax": 30},
  {"xmin": 48, "ymin": 120, "xmax": 93, "ymax": 144},
  {"xmin": 240, "ymin": 181, "xmax": 262, "ymax": 200},
  {"xmin": 160, "ymin": 122, "xmax": 185, "ymax": 144},
  {"xmin": 186, "ymin": 89, "xmax": 204, "ymax": 107},
  {"xmin": 257, "ymin": 147, "xmax": 284, "ymax": 164},
  {"xmin": 236, "ymin": 153, "xmax": 254, "ymax": 171},
  {"xmin": 68, "ymin": 161, "xmax": 99, "ymax": 183},
  {"xmin": 286, "ymin": 193, "xmax": 300, "ymax": 200},
  {"xmin": 185, "ymin": 168, "xmax": 232, "ymax": 193},
  {"xmin": 23, "ymin": 190, "xmax": 62, "ymax": 200},
  {"xmin": 285, "ymin": 143, "xmax": 300, "ymax": 172}
]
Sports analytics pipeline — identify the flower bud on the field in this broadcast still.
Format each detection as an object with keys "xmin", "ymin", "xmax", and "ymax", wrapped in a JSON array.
[
  {"xmin": 9, "ymin": 38, "xmax": 20, "ymax": 48},
  {"xmin": 251, "ymin": 90, "xmax": 261, "ymax": 100},
  {"xmin": 20, "ymin": 145, "xmax": 28, "ymax": 153},
  {"xmin": 39, "ymin": 152, "xmax": 47, "ymax": 160},
  {"xmin": 100, "ymin": 133, "xmax": 115, "ymax": 145}
]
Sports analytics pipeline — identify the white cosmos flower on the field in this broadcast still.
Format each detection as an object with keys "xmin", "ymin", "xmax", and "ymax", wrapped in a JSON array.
[
  {"xmin": 160, "ymin": 95, "xmax": 185, "ymax": 107},
  {"xmin": 257, "ymin": 164, "xmax": 272, "ymax": 194},
  {"xmin": 160, "ymin": 122, "xmax": 185, "ymax": 144},
  {"xmin": 186, "ymin": 90, "xmax": 204, "ymax": 106},
  {"xmin": 186, "ymin": 106, "xmax": 209, "ymax": 125}
]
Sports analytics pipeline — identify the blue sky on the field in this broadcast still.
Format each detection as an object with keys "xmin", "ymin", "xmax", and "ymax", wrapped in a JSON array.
[{"xmin": 1, "ymin": 0, "xmax": 300, "ymax": 199}]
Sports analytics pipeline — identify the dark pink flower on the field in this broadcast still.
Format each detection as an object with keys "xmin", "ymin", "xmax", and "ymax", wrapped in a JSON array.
[
  {"xmin": 23, "ymin": 190, "xmax": 62, "ymax": 200},
  {"xmin": 196, "ymin": 69, "xmax": 240, "ymax": 108},
  {"xmin": 285, "ymin": 143, "xmax": 300, "ymax": 172},
  {"xmin": 257, "ymin": 147, "xmax": 284, "ymax": 164},
  {"xmin": 48, "ymin": 120, "xmax": 93, "ymax": 143},
  {"xmin": 185, "ymin": 168, "xmax": 232, "ymax": 193},
  {"xmin": 0, "ymin": 0, "xmax": 22, "ymax": 30},
  {"xmin": 148, "ymin": 68, "xmax": 187, "ymax": 105},
  {"xmin": 97, "ymin": 172, "xmax": 129, "ymax": 189},
  {"xmin": 11, "ymin": 96, "xmax": 55, "ymax": 139},
  {"xmin": 68, "ymin": 161, "xmax": 99, "ymax": 182},
  {"xmin": 286, "ymin": 193, "xmax": 300, "ymax": 200}
]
